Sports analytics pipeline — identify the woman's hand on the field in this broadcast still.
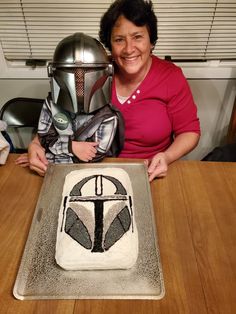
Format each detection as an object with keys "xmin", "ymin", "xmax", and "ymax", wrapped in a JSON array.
[
  {"xmin": 145, "ymin": 132, "xmax": 200, "ymax": 182},
  {"xmin": 145, "ymin": 152, "xmax": 168, "ymax": 182},
  {"xmin": 15, "ymin": 140, "xmax": 48, "ymax": 176},
  {"xmin": 72, "ymin": 141, "xmax": 98, "ymax": 162},
  {"xmin": 28, "ymin": 138, "xmax": 48, "ymax": 176},
  {"xmin": 15, "ymin": 153, "xmax": 30, "ymax": 168}
]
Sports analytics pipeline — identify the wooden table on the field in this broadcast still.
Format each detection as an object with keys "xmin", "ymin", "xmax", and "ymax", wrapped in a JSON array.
[{"xmin": 0, "ymin": 155, "xmax": 236, "ymax": 314}]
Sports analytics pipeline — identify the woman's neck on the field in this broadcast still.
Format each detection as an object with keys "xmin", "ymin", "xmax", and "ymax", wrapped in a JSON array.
[
  {"xmin": 115, "ymin": 76, "xmax": 141, "ymax": 97},
  {"xmin": 114, "ymin": 57, "xmax": 152, "ymax": 97}
]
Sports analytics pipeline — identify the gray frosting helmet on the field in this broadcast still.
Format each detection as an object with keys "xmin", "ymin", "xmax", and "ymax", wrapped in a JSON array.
[{"xmin": 48, "ymin": 32, "xmax": 113, "ymax": 114}]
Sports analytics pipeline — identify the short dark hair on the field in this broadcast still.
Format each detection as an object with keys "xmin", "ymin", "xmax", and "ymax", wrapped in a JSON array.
[{"xmin": 99, "ymin": 0, "xmax": 158, "ymax": 51}]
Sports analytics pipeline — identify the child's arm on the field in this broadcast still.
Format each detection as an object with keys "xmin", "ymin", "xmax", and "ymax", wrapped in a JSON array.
[
  {"xmin": 38, "ymin": 98, "xmax": 98, "ymax": 162},
  {"xmin": 38, "ymin": 98, "xmax": 74, "ymax": 161}
]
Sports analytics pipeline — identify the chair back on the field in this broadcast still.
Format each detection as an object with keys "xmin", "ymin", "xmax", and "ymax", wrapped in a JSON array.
[
  {"xmin": 0, "ymin": 97, "xmax": 44, "ymax": 152},
  {"xmin": 227, "ymin": 95, "xmax": 236, "ymax": 144},
  {"xmin": 0, "ymin": 97, "xmax": 43, "ymax": 127}
]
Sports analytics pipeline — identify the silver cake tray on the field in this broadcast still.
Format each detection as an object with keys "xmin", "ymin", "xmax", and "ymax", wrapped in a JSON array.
[{"xmin": 13, "ymin": 162, "xmax": 165, "ymax": 300}]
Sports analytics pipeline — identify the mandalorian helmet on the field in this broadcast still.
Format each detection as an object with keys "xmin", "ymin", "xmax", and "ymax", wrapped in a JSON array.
[
  {"xmin": 65, "ymin": 172, "xmax": 133, "ymax": 253},
  {"xmin": 48, "ymin": 32, "xmax": 113, "ymax": 114},
  {"xmin": 55, "ymin": 168, "xmax": 138, "ymax": 270}
]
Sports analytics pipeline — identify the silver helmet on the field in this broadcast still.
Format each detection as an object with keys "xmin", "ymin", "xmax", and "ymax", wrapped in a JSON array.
[{"xmin": 48, "ymin": 33, "xmax": 113, "ymax": 114}]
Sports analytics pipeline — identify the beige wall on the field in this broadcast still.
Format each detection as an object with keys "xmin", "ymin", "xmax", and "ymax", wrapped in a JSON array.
[{"xmin": 0, "ymin": 79, "xmax": 49, "ymax": 106}]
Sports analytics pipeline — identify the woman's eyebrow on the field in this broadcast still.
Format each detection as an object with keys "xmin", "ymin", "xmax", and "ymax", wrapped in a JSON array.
[{"xmin": 112, "ymin": 31, "xmax": 145, "ymax": 38}]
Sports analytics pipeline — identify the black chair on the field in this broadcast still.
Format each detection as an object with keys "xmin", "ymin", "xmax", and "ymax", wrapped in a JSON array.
[
  {"xmin": 227, "ymin": 94, "xmax": 236, "ymax": 145},
  {"xmin": 202, "ymin": 142, "xmax": 236, "ymax": 162},
  {"xmin": 202, "ymin": 95, "xmax": 236, "ymax": 162},
  {"xmin": 0, "ymin": 97, "xmax": 44, "ymax": 153}
]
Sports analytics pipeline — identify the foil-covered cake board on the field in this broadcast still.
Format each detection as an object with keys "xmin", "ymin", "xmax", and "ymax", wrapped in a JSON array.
[{"xmin": 13, "ymin": 162, "xmax": 165, "ymax": 300}]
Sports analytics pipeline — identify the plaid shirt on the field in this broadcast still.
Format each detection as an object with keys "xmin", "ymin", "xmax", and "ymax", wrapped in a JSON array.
[
  {"xmin": 37, "ymin": 96, "xmax": 116, "ymax": 164},
  {"xmin": 38, "ymin": 96, "xmax": 94, "ymax": 164}
]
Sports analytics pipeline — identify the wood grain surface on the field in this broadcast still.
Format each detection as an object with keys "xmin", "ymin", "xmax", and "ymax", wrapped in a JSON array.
[{"xmin": 0, "ymin": 155, "xmax": 235, "ymax": 314}]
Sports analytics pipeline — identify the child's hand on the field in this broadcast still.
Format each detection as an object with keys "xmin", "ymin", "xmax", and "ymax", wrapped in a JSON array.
[{"xmin": 72, "ymin": 141, "xmax": 98, "ymax": 162}]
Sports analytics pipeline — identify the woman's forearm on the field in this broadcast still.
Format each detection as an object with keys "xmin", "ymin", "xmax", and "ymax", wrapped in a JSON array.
[{"xmin": 164, "ymin": 132, "xmax": 200, "ymax": 164}]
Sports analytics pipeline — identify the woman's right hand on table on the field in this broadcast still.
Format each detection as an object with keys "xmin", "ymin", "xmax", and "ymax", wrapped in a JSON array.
[
  {"xmin": 15, "ymin": 141, "xmax": 48, "ymax": 176},
  {"xmin": 15, "ymin": 135, "xmax": 48, "ymax": 176},
  {"xmin": 27, "ymin": 137, "xmax": 48, "ymax": 176}
]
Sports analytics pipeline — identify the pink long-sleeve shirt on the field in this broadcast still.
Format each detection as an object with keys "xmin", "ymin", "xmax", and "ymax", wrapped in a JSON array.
[{"xmin": 112, "ymin": 55, "xmax": 200, "ymax": 159}]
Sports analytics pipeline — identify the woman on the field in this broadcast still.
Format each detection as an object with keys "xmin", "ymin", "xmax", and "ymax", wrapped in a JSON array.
[{"xmin": 16, "ymin": 0, "xmax": 200, "ymax": 181}]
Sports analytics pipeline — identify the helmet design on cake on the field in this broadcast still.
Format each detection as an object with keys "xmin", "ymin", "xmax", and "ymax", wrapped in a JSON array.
[
  {"xmin": 48, "ymin": 32, "xmax": 113, "ymax": 114},
  {"xmin": 56, "ymin": 168, "xmax": 138, "ymax": 270},
  {"xmin": 64, "ymin": 173, "xmax": 133, "ymax": 252}
]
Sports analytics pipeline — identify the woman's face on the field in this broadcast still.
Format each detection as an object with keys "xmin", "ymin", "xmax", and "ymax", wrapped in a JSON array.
[{"xmin": 111, "ymin": 15, "xmax": 153, "ymax": 79}]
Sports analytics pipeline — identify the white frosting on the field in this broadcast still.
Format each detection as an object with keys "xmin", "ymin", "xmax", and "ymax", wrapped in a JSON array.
[{"xmin": 55, "ymin": 167, "xmax": 139, "ymax": 270}]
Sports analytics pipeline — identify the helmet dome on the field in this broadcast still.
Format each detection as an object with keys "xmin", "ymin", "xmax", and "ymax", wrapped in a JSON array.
[{"xmin": 52, "ymin": 32, "xmax": 110, "ymax": 67}]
